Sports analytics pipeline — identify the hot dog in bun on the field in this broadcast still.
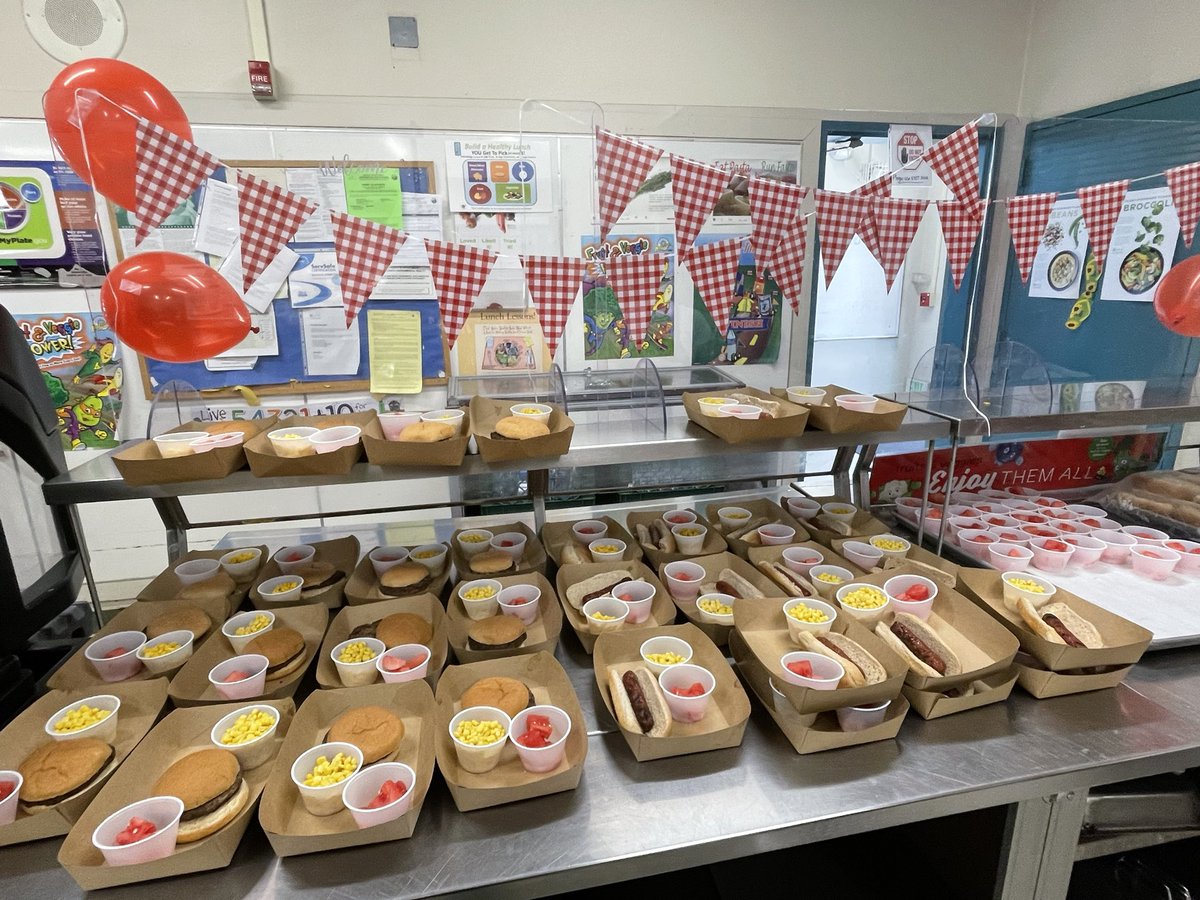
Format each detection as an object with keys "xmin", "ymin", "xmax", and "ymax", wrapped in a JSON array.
[
  {"xmin": 875, "ymin": 612, "xmax": 962, "ymax": 677},
  {"xmin": 607, "ymin": 665, "xmax": 671, "ymax": 737},
  {"xmin": 698, "ymin": 568, "xmax": 764, "ymax": 600},
  {"xmin": 755, "ymin": 560, "xmax": 815, "ymax": 597},
  {"xmin": 795, "ymin": 631, "xmax": 886, "ymax": 688},
  {"xmin": 1016, "ymin": 599, "xmax": 1102, "ymax": 648}
]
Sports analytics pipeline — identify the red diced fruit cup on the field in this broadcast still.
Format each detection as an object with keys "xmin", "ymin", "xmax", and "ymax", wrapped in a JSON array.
[
  {"xmin": 786, "ymin": 660, "xmax": 814, "ymax": 678},
  {"xmin": 381, "ymin": 654, "xmax": 426, "ymax": 673},
  {"xmin": 578, "ymin": 528, "xmax": 596, "ymax": 535},
  {"xmin": 970, "ymin": 535, "xmax": 992, "ymax": 543},
  {"xmin": 1044, "ymin": 540, "xmax": 1069, "ymax": 553},
  {"xmin": 508, "ymin": 596, "xmax": 530, "ymax": 605},
  {"xmin": 0, "ymin": 781, "xmax": 14, "ymax": 802},
  {"xmin": 498, "ymin": 540, "xmax": 513, "ymax": 547},
  {"xmin": 675, "ymin": 573, "xmax": 695, "ymax": 581},
  {"xmin": 1141, "ymin": 550, "xmax": 1162, "ymax": 559},
  {"xmin": 669, "ymin": 682, "xmax": 707, "ymax": 697},
  {"xmin": 223, "ymin": 671, "xmax": 249, "ymax": 683},
  {"xmin": 115, "ymin": 817, "xmax": 157, "ymax": 846},
  {"xmin": 366, "ymin": 779, "xmax": 408, "ymax": 809},
  {"xmin": 516, "ymin": 713, "xmax": 554, "ymax": 748},
  {"xmin": 898, "ymin": 584, "xmax": 930, "ymax": 601},
  {"xmin": 104, "ymin": 647, "xmax": 128, "ymax": 659},
  {"xmin": 1007, "ymin": 548, "xmax": 1024, "ymax": 557}
]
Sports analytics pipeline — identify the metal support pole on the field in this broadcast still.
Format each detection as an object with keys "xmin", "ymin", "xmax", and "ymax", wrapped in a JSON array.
[
  {"xmin": 1035, "ymin": 791, "xmax": 1088, "ymax": 899},
  {"xmin": 527, "ymin": 468, "xmax": 549, "ymax": 530},
  {"xmin": 152, "ymin": 497, "xmax": 191, "ymax": 563},
  {"xmin": 936, "ymin": 425, "xmax": 960, "ymax": 555},
  {"xmin": 994, "ymin": 797, "xmax": 1054, "ymax": 900},
  {"xmin": 67, "ymin": 505, "xmax": 104, "ymax": 626},
  {"xmin": 852, "ymin": 443, "xmax": 878, "ymax": 508},
  {"xmin": 917, "ymin": 438, "xmax": 935, "ymax": 545},
  {"xmin": 831, "ymin": 445, "xmax": 855, "ymax": 500}
]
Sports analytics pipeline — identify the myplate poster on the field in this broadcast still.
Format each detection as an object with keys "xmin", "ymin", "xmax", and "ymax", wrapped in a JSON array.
[
  {"xmin": 579, "ymin": 233, "xmax": 675, "ymax": 360},
  {"xmin": 0, "ymin": 160, "xmax": 107, "ymax": 287},
  {"xmin": 445, "ymin": 139, "xmax": 553, "ymax": 212},
  {"xmin": 17, "ymin": 311, "xmax": 123, "ymax": 450},
  {"xmin": 870, "ymin": 433, "xmax": 1164, "ymax": 503}
]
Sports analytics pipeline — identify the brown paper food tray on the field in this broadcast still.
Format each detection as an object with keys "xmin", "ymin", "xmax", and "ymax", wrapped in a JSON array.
[
  {"xmin": 315, "ymin": 594, "xmax": 449, "ymax": 691},
  {"xmin": 958, "ymin": 569, "xmax": 1153, "ymax": 671},
  {"xmin": 801, "ymin": 494, "xmax": 891, "ymax": 545},
  {"xmin": 681, "ymin": 386, "xmax": 809, "ymax": 443},
  {"xmin": 469, "ymin": 396, "xmax": 575, "ymax": 463},
  {"xmin": 450, "ymin": 521, "xmax": 547, "ymax": 579},
  {"xmin": 747, "ymin": 540, "xmax": 859, "ymax": 582},
  {"xmin": 666, "ymin": 550, "xmax": 786, "ymax": 647},
  {"xmin": 138, "ymin": 544, "xmax": 269, "ymax": 616},
  {"xmin": 902, "ymin": 668, "xmax": 1018, "ymax": 719},
  {"xmin": 47, "ymin": 599, "xmax": 229, "ymax": 692},
  {"xmin": 732, "ymin": 630, "xmax": 909, "ymax": 754},
  {"xmin": 850, "ymin": 567, "xmax": 1020, "ymax": 692},
  {"xmin": 626, "ymin": 509, "xmax": 729, "ymax": 567},
  {"xmin": 344, "ymin": 545, "xmax": 451, "ymax": 605},
  {"xmin": 57, "ymin": 698, "xmax": 295, "ymax": 889},
  {"xmin": 541, "ymin": 516, "xmax": 643, "ymax": 566},
  {"xmin": 555, "ymin": 560, "xmax": 677, "ymax": 653},
  {"xmin": 362, "ymin": 412, "xmax": 470, "ymax": 467},
  {"xmin": 732, "ymin": 596, "xmax": 907, "ymax": 714},
  {"xmin": 828, "ymin": 536, "xmax": 960, "ymax": 584},
  {"xmin": 445, "ymin": 572, "xmax": 563, "ymax": 664},
  {"xmin": 244, "ymin": 412, "xmax": 374, "ymax": 477},
  {"xmin": 703, "ymin": 498, "xmax": 809, "ymax": 559},
  {"xmin": 781, "ymin": 384, "xmax": 908, "ymax": 434},
  {"xmin": 1014, "ymin": 654, "xmax": 1135, "ymax": 698},
  {"xmin": 0, "ymin": 679, "xmax": 168, "ymax": 847},
  {"xmin": 168, "ymin": 605, "xmax": 328, "ymax": 707},
  {"xmin": 594, "ymin": 623, "xmax": 750, "ymax": 761},
  {"xmin": 258, "ymin": 681, "xmax": 436, "ymax": 855},
  {"xmin": 434, "ymin": 652, "xmax": 587, "ymax": 812},
  {"xmin": 250, "ymin": 536, "xmax": 360, "ymax": 610},
  {"xmin": 112, "ymin": 417, "xmax": 277, "ymax": 486}
]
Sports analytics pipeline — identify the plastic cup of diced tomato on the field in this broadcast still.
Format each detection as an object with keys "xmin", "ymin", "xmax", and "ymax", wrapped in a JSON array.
[
  {"xmin": 989, "ymin": 543, "xmax": 1033, "ymax": 572},
  {"xmin": 376, "ymin": 644, "xmax": 430, "ymax": 683},
  {"xmin": 1029, "ymin": 537, "xmax": 1075, "ymax": 573},
  {"xmin": 342, "ymin": 762, "xmax": 416, "ymax": 828},
  {"xmin": 91, "ymin": 796, "xmax": 184, "ymax": 866},
  {"xmin": 658, "ymin": 665, "xmax": 717, "ymax": 722},
  {"xmin": 1165, "ymin": 540, "xmax": 1200, "ymax": 574},
  {"xmin": 882, "ymin": 574, "xmax": 937, "ymax": 620},
  {"xmin": 1130, "ymin": 545, "xmax": 1181, "ymax": 581},
  {"xmin": 509, "ymin": 705, "xmax": 572, "ymax": 772}
]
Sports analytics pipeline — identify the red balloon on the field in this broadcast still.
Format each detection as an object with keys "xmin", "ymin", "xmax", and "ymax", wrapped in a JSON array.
[
  {"xmin": 100, "ymin": 253, "xmax": 250, "ymax": 363},
  {"xmin": 44, "ymin": 59, "xmax": 191, "ymax": 211},
  {"xmin": 1153, "ymin": 254, "xmax": 1200, "ymax": 337}
]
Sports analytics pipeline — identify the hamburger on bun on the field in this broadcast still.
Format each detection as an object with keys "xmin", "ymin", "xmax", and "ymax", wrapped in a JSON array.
[
  {"xmin": 468, "ymin": 549, "xmax": 514, "ymax": 575},
  {"xmin": 245, "ymin": 626, "xmax": 307, "ymax": 680},
  {"xmin": 376, "ymin": 612, "xmax": 432, "ymax": 647},
  {"xmin": 153, "ymin": 748, "xmax": 248, "ymax": 843},
  {"xmin": 294, "ymin": 561, "xmax": 343, "ymax": 598},
  {"xmin": 399, "ymin": 421, "xmax": 455, "ymax": 443},
  {"xmin": 467, "ymin": 615, "xmax": 527, "ymax": 652},
  {"xmin": 326, "ymin": 706, "xmax": 404, "ymax": 764},
  {"xmin": 493, "ymin": 416, "xmax": 550, "ymax": 440},
  {"xmin": 379, "ymin": 563, "xmax": 432, "ymax": 597},
  {"xmin": 176, "ymin": 571, "xmax": 236, "ymax": 605},
  {"xmin": 145, "ymin": 605, "xmax": 212, "ymax": 641},
  {"xmin": 18, "ymin": 738, "xmax": 115, "ymax": 811},
  {"xmin": 460, "ymin": 676, "xmax": 533, "ymax": 719}
]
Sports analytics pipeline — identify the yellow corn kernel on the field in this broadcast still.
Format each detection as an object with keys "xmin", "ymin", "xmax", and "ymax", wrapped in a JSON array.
[
  {"xmin": 337, "ymin": 641, "xmax": 377, "ymax": 664},
  {"xmin": 219, "ymin": 709, "xmax": 276, "ymax": 745},
  {"xmin": 786, "ymin": 603, "xmax": 830, "ymax": 624},
  {"xmin": 839, "ymin": 587, "xmax": 887, "ymax": 610},
  {"xmin": 453, "ymin": 719, "xmax": 505, "ymax": 746}
]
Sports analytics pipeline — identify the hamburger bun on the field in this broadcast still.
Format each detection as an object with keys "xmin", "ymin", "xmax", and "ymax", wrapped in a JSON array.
[
  {"xmin": 348, "ymin": 620, "xmax": 379, "ymax": 640},
  {"xmin": 18, "ymin": 738, "xmax": 115, "ymax": 811},
  {"xmin": 245, "ymin": 626, "xmax": 307, "ymax": 680},
  {"xmin": 294, "ymin": 561, "xmax": 342, "ymax": 596},
  {"xmin": 145, "ymin": 606, "xmax": 212, "ymax": 641},
  {"xmin": 494, "ymin": 416, "xmax": 550, "ymax": 440},
  {"xmin": 399, "ymin": 421, "xmax": 455, "ymax": 443},
  {"xmin": 327, "ymin": 706, "xmax": 404, "ymax": 764},
  {"xmin": 376, "ymin": 612, "xmax": 432, "ymax": 647},
  {"xmin": 379, "ymin": 563, "xmax": 432, "ymax": 597},
  {"xmin": 460, "ymin": 676, "xmax": 533, "ymax": 719},
  {"xmin": 467, "ymin": 615, "xmax": 527, "ymax": 652},
  {"xmin": 176, "ymin": 571, "xmax": 236, "ymax": 604},
  {"xmin": 469, "ymin": 549, "xmax": 514, "ymax": 575},
  {"xmin": 153, "ymin": 748, "xmax": 248, "ymax": 843}
]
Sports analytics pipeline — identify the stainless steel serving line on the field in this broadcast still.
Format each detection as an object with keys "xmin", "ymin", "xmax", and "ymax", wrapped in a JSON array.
[{"xmin": 7, "ymin": 640, "xmax": 1200, "ymax": 899}]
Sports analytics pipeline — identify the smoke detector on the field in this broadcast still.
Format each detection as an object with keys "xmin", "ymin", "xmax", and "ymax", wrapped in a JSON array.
[{"xmin": 23, "ymin": 0, "xmax": 127, "ymax": 63}]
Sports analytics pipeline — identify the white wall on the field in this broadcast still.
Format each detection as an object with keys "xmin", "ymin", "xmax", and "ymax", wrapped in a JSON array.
[{"xmin": 1021, "ymin": 0, "xmax": 1200, "ymax": 116}]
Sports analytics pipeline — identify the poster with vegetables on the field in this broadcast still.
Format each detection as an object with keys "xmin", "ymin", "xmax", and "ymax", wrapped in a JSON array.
[
  {"xmin": 1098, "ymin": 187, "xmax": 1180, "ymax": 302},
  {"xmin": 1028, "ymin": 199, "xmax": 1088, "ymax": 299},
  {"xmin": 579, "ymin": 233, "xmax": 675, "ymax": 360}
]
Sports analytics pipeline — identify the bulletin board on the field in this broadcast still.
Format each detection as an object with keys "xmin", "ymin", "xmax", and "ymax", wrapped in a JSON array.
[{"xmin": 107, "ymin": 159, "xmax": 449, "ymax": 400}]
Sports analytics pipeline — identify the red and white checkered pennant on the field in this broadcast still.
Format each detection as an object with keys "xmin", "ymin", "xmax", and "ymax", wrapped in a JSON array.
[
  {"xmin": 669, "ymin": 155, "xmax": 729, "ymax": 257},
  {"xmin": 133, "ymin": 120, "xmax": 219, "ymax": 245},
  {"xmin": 814, "ymin": 189, "xmax": 871, "ymax": 287},
  {"xmin": 595, "ymin": 128, "xmax": 664, "ymax": 241},
  {"xmin": 854, "ymin": 172, "xmax": 894, "ymax": 199},
  {"xmin": 872, "ymin": 198, "xmax": 930, "ymax": 291},
  {"xmin": 769, "ymin": 216, "xmax": 808, "ymax": 315},
  {"xmin": 237, "ymin": 173, "xmax": 318, "ymax": 291},
  {"xmin": 606, "ymin": 252, "xmax": 668, "ymax": 347},
  {"xmin": 330, "ymin": 211, "xmax": 406, "ymax": 327},
  {"xmin": 424, "ymin": 239, "xmax": 498, "ymax": 349},
  {"xmin": 923, "ymin": 123, "xmax": 979, "ymax": 202},
  {"xmin": 1004, "ymin": 192, "xmax": 1058, "ymax": 283},
  {"xmin": 683, "ymin": 238, "xmax": 742, "ymax": 335},
  {"xmin": 520, "ymin": 254, "xmax": 588, "ymax": 359},
  {"xmin": 1166, "ymin": 161, "xmax": 1200, "ymax": 248},
  {"xmin": 1078, "ymin": 179, "xmax": 1129, "ymax": 272},
  {"xmin": 936, "ymin": 198, "xmax": 986, "ymax": 289},
  {"xmin": 748, "ymin": 178, "xmax": 808, "ymax": 277}
]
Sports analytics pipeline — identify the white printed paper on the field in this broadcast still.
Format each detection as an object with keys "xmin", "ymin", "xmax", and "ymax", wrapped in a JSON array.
[
  {"xmin": 1029, "ymin": 200, "xmax": 1088, "ymax": 299},
  {"xmin": 204, "ymin": 356, "xmax": 257, "ymax": 371},
  {"xmin": 193, "ymin": 178, "xmax": 240, "ymax": 256},
  {"xmin": 285, "ymin": 168, "xmax": 348, "ymax": 242},
  {"xmin": 215, "ymin": 308, "xmax": 279, "ymax": 358},
  {"xmin": 289, "ymin": 250, "xmax": 343, "ymax": 309},
  {"xmin": 218, "ymin": 241, "xmax": 298, "ymax": 314},
  {"xmin": 300, "ymin": 307, "xmax": 361, "ymax": 375},
  {"xmin": 1099, "ymin": 187, "xmax": 1180, "ymax": 303}
]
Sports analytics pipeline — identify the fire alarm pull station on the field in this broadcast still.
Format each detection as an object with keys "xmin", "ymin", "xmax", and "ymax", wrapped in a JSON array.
[
  {"xmin": 920, "ymin": 292, "xmax": 932, "ymax": 308},
  {"xmin": 248, "ymin": 60, "xmax": 275, "ymax": 99}
]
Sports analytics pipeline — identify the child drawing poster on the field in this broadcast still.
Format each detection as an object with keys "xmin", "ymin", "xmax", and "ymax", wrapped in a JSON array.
[
  {"xmin": 579, "ymin": 232, "xmax": 675, "ymax": 360},
  {"xmin": 17, "ymin": 311, "xmax": 123, "ymax": 449}
]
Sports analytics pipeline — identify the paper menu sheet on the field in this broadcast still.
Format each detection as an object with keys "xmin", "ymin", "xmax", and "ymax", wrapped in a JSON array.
[
  {"xmin": 193, "ymin": 178, "xmax": 240, "ymax": 256},
  {"xmin": 300, "ymin": 307, "xmax": 361, "ymax": 376},
  {"xmin": 217, "ymin": 242, "xmax": 298, "ymax": 314},
  {"xmin": 368, "ymin": 309, "xmax": 423, "ymax": 393},
  {"xmin": 285, "ymin": 169, "xmax": 348, "ymax": 243}
]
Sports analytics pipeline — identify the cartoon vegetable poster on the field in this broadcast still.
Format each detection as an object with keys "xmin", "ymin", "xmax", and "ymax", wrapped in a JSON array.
[
  {"xmin": 17, "ymin": 312, "xmax": 123, "ymax": 450},
  {"xmin": 1099, "ymin": 187, "xmax": 1180, "ymax": 303},
  {"xmin": 689, "ymin": 236, "xmax": 782, "ymax": 366},
  {"xmin": 579, "ymin": 233, "xmax": 675, "ymax": 360}
]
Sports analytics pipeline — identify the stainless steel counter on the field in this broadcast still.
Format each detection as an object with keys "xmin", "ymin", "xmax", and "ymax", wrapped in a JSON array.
[{"xmin": 8, "ymin": 639, "xmax": 1200, "ymax": 898}]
